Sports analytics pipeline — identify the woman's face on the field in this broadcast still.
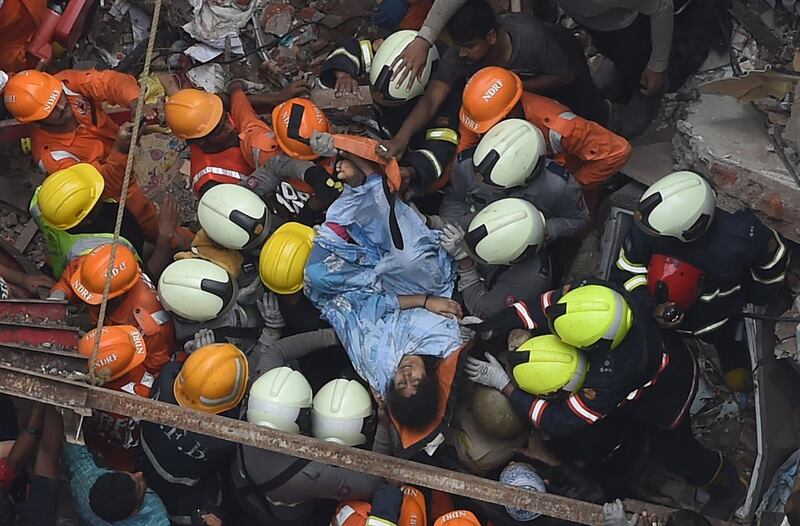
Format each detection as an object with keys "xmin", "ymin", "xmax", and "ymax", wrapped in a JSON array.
[{"xmin": 393, "ymin": 355, "xmax": 427, "ymax": 398}]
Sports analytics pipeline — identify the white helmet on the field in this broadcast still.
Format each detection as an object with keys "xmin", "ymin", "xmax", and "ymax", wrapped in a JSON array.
[
  {"xmin": 157, "ymin": 259, "xmax": 237, "ymax": 322},
  {"xmin": 465, "ymin": 198, "xmax": 546, "ymax": 265},
  {"xmin": 473, "ymin": 119, "xmax": 546, "ymax": 189},
  {"xmin": 636, "ymin": 171, "xmax": 716, "ymax": 243},
  {"xmin": 312, "ymin": 379, "xmax": 373, "ymax": 446},
  {"xmin": 247, "ymin": 367, "xmax": 313, "ymax": 434},
  {"xmin": 198, "ymin": 184, "xmax": 270, "ymax": 250},
  {"xmin": 370, "ymin": 30, "xmax": 440, "ymax": 103}
]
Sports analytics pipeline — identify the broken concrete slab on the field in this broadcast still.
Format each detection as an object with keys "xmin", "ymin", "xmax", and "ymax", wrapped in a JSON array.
[
  {"xmin": 622, "ymin": 142, "xmax": 674, "ymax": 187},
  {"xmin": 675, "ymin": 93, "xmax": 800, "ymax": 242},
  {"xmin": 310, "ymin": 86, "xmax": 373, "ymax": 109}
]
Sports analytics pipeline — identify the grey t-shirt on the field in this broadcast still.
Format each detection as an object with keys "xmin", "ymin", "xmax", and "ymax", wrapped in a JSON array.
[{"xmin": 432, "ymin": 13, "xmax": 569, "ymax": 87}]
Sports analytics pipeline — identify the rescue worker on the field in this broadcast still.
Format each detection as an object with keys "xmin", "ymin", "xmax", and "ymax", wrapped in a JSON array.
[
  {"xmin": 256, "ymin": 221, "xmax": 351, "ymax": 389},
  {"xmin": 319, "ymin": 29, "xmax": 460, "ymax": 198},
  {"xmin": 371, "ymin": 0, "xmax": 435, "ymax": 34},
  {"xmin": 77, "ymin": 326, "xmax": 154, "ymax": 471},
  {"xmin": 0, "ymin": 0, "xmax": 46, "ymax": 72},
  {"xmin": 465, "ymin": 280, "xmax": 747, "ymax": 519},
  {"xmin": 3, "ymin": 69, "xmax": 161, "ymax": 242},
  {"xmin": 157, "ymin": 258, "xmax": 266, "ymax": 350},
  {"xmin": 454, "ymin": 67, "xmax": 631, "ymax": 190},
  {"xmin": 438, "ymin": 118, "xmax": 590, "ymax": 236},
  {"xmin": 49, "ymin": 243, "xmax": 176, "ymax": 374},
  {"xmin": 376, "ymin": 1, "xmax": 623, "ymax": 167},
  {"xmin": 439, "ymin": 198, "xmax": 552, "ymax": 318},
  {"xmin": 233, "ymin": 329, "xmax": 382, "ymax": 524},
  {"xmin": 30, "ymin": 162, "xmax": 180, "ymax": 279},
  {"xmin": 435, "ymin": 0, "xmax": 608, "ymax": 123},
  {"xmin": 138, "ymin": 343, "xmax": 248, "ymax": 524},
  {"xmin": 612, "ymin": 171, "xmax": 789, "ymax": 391},
  {"xmin": 247, "ymin": 97, "xmax": 344, "ymax": 225}
]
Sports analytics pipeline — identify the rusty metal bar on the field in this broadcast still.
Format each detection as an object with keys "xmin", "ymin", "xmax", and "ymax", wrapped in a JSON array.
[
  {"xmin": 0, "ymin": 299, "xmax": 78, "ymax": 325},
  {"xmin": 0, "ymin": 364, "xmax": 733, "ymax": 526},
  {"xmin": 0, "ymin": 321, "xmax": 81, "ymax": 349},
  {"xmin": 0, "ymin": 343, "xmax": 86, "ymax": 374}
]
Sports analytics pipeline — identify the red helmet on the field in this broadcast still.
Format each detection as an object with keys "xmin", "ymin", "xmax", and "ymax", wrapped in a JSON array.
[{"xmin": 647, "ymin": 254, "xmax": 703, "ymax": 310}]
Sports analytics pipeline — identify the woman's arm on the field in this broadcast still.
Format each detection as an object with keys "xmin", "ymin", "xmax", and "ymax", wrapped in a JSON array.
[{"xmin": 399, "ymin": 295, "xmax": 463, "ymax": 318}]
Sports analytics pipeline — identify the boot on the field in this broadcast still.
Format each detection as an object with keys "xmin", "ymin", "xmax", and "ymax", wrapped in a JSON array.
[{"xmin": 701, "ymin": 457, "xmax": 747, "ymax": 520}]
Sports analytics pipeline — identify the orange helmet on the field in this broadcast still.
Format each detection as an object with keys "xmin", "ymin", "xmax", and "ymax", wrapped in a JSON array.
[
  {"xmin": 70, "ymin": 244, "xmax": 139, "ymax": 305},
  {"xmin": 4, "ymin": 70, "xmax": 63, "ymax": 123},
  {"xmin": 399, "ymin": 486, "xmax": 428, "ymax": 526},
  {"xmin": 78, "ymin": 325, "xmax": 146, "ymax": 383},
  {"xmin": 165, "ymin": 89, "xmax": 224, "ymax": 140},
  {"xmin": 272, "ymin": 98, "xmax": 330, "ymax": 160},
  {"xmin": 460, "ymin": 67, "xmax": 523, "ymax": 134},
  {"xmin": 173, "ymin": 343, "xmax": 249, "ymax": 414},
  {"xmin": 433, "ymin": 510, "xmax": 482, "ymax": 526}
]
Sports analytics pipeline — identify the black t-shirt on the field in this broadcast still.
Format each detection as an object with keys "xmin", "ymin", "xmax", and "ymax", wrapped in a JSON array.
[
  {"xmin": 68, "ymin": 202, "xmax": 145, "ymax": 255},
  {"xmin": 433, "ymin": 13, "xmax": 570, "ymax": 87}
]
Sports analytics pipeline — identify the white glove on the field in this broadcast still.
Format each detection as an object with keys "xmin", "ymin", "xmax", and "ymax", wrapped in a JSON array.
[
  {"xmin": 603, "ymin": 500, "xmax": 638, "ymax": 526},
  {"xmin": 310, "ymin": 130, "xmax": 337, "ymax": 157},
  {"xmin": 257, "ymin": 292, "xmax": 285, "ymax": 330},
  {"xmin": 237, "ymin": 275, "xmax": 263, "ymax": 305},
  {"xmin": 47, "ymin": 289, "xmax": 66, "ymax": 301},
  {"xmin": 440, "ymin": 223, "xmax": 469, "ymax": 261},
  {"xmin": 183, "ymin": 328, "xmax": 215, "ymax": 353},
  {"xmin": 464, "ymin": 352, "xmax": 511, "ymax": 391}
]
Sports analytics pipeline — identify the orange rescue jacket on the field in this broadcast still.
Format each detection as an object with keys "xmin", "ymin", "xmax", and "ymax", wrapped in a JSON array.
[
  {"xmin": 31, "ymin": 69, "xmax": 159, "ymax": 241},
  {"xmin": 457, "ymin": 92, "xmax": 631, "ymax": 189},
  {"xmin": 0, "ymin": 0, "xmax": 46, "ymax": 71}
]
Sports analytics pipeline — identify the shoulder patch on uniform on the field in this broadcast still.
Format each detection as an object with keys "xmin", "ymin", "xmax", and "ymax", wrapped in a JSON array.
[
  {"xmin": 457, "ymin": 146, "xmax": 476, "ymax": 163},
  {"xmin": 504, "ymin": 294, "xmax": 518, "ymax": 306},
  {"xmin": 545, "ymin": 160, "xmax": 568, "ymax": 181}
]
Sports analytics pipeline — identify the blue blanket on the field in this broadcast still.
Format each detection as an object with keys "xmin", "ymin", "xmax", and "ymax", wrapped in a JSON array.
[{"xmin": 305, "ymin": 176, "xmax": 461, "ymax": 395}]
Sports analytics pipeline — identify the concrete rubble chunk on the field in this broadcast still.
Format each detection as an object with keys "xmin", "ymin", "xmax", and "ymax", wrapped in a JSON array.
[{"xmin": 675, "ymin": 93, "xmax": 800, "ymax": 242}]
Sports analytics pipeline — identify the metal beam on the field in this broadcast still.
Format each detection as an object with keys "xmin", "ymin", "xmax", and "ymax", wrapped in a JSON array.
[{"xmin": 0, "ymin": 364, "xmax": 700, "ymax": 525}]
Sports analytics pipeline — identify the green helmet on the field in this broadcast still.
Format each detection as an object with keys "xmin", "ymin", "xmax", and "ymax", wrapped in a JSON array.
[
  {"xmin": 508, "ymin": 335, "xmax": 588, "ymax": 396},
  {"xmin": 546, "ymin": 285, "xmax": 633, "ymax": 352},
  {"xmin": 471, "ymin": 385, "xmax": 526, "ymax": 439}
]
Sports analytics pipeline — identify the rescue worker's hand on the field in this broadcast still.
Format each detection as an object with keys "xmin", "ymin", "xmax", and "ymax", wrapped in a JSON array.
[
  {"xmin": 370, "ymin": 387, "xmax": 390, "ymax": 427},
  {"xmin": 639, "ymin": 67, "xmax": 666, "ymax": 96},
  {"xmin": 226, "ymin": 80, "xmax": 245, "ymax": 94},
  {"xmin": 440, "ymin": 223, "xmax": 469, "ymax": 261},
  {"xmin": 114, "ymin": 122, "xmax": 136, "ymax": 154},
  {"xmin": 653, "ymin": 301, "xmax": 683, "ymax": 329},
  {"xmin": 465, "ymin": 352, "xmax": 511, "ymax": 391},
  {"xmin": 424, "ymin": 296, "xmax": 463, "ymax": 319},
  {"xmin": 184, "ymin": 328, "xmax": 215, "ymax": 353},
  {"xmin": 258, "ymin": 292, "xmax": 286, "ymax": 330},
  {"xmin": 603, "ymin": 499, "xmax": 638, "ymax": 526},
  {"xmin": 278, "ymin": 79, "xmax": 310, "ymax": 100},
  {"xmin": 334, "ymin": 71, "xmax": 359, "ymax": 97},
  {"xmin": 129, "ymin": 99, "xmax": 158, "ymax": 122},
  {"xmin": 391, "ymin": 37, "xmax": 431, "ymax": 92},
  {"xmin": 20, "ymin": 274, "xmax": 56, "ymax": 295},
  {"xmin": 310, "ymin": 130, "xmax": 337, "ymax": 157},
  {"xmin": 157, "ymin": 197, "xmax": 180, "ymax": 244},
  {"xmin": 376, "ymin": 137, "xmax": 407, "ymax": 161},
  {"xmin": 202, "ymin": 514, "xmax": 223, "ymax": 526},
  {"xmin": 47, "ymin": 289, "xmax": 67, "ymax": 301}
]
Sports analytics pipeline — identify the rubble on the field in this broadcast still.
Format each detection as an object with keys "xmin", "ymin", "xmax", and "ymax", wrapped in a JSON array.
[{"xmin": 674, "ymin": 93, "xmax": 800, "ymax": 242}]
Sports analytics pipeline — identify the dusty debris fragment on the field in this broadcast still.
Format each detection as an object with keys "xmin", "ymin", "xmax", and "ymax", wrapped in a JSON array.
[{"xmin": 261, "ymin": 2, "xmax": 294, "ymax": 36}]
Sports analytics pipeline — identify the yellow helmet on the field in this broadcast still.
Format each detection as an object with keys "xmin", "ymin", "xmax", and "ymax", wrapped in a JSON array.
[
  {"xmin": 38, "ymin": 163, "xmax": 105, "ymax": 230},
  {"xmin": 165, "ymin": 89, "xmax": 224, "ymax": 140},
  {"xmin": 509, "ymin": 335, "xmax": 588, "ymax": 396},
  {"xmin": 546, "ymin": 285, "xmax": 633, "ymax": 352},
  {"xmin": 173, "ymin": 343, "xmax": 249, "ymax": 414},
  {"xmin": 259, "ymin": 222, "xmax": 315, "ymax": 295}
]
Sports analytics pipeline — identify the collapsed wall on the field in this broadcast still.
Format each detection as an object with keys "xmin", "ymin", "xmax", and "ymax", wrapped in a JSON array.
[{"xmin": 674, "ymin": 93, "xmax": 800, "ymax": 243}]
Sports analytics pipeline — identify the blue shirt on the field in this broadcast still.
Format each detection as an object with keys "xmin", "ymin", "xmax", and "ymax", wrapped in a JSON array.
[{"xmin": 63, "ymin": 442, "xmax": 169, "ymax": 526}]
